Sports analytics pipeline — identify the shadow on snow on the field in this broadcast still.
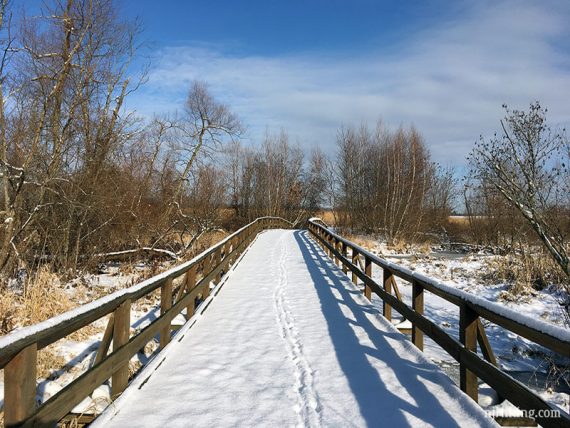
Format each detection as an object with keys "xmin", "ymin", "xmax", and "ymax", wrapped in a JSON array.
[{"xmin": 293, "ymin": 230, "xmax": 465, "ymax": 427}]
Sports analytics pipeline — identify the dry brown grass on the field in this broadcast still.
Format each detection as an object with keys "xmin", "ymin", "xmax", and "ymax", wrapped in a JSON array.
[
  {"xmin": 483, "ymin": 250, "xmax": 568, "ymax": 296},
  {"xmin": 343, "ymin": 234, "xmax": 376, "ymax": 251},
  {"xmin": 383, "ymin": 240, "xmax": 432, "ymax": 255},
  {"xmin": 218, "ymin": 207, "xmax": 235, "ymax": 223},
  {"xmin": 447, "ymin": 215, "xmax": 471, "ymax": 225},
  {"xmin": 0, "ymin": 265, "xmax": 71, "ymax": 335},
  {"xmin": 20, "ymin": 266, "xmax": 72, "ymax": 325},
  {"xmin": 0, "ymin": 265, "xmax": 99, "ymax": 340},
  {"xmin": 117, "ymin": 262, "xmax": 138, "ymax": 276},
  {"xmin": 0, "ymin": 289, "xmax": 17, "ymax": 334},
  {"xmin": 387, "ymin": 240, "xmax": 409, "ymax": 254},
  {"xmin": 37, "ymin": 344, "xmax": 67, "ymax": 379},
  {"xmin": 128, "ymin": 359, "xmax": 143, "ymax": 378},
  {"xmin": 202, "ymin": 229, "xmax": 229, "ymax": 248},
  {"xmin": 314, "ymin": 210, "xmax": 336, "ymax": 225}
]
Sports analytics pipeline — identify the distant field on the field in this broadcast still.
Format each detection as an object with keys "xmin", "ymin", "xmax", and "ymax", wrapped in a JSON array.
[
  {"xmin": 448, "ymin": 215, "xmax": 488, "ymax": 225},
  {"xmin": 314, "ymin": 210, "xmax": 336, "ymax": 225},
  {"xmin": 314, "ymin": 213, "xmax": 481, "ymax": 227},
  {"xmin": 448, "ymin": 215, "xmax": 470, "ymax": 225}
]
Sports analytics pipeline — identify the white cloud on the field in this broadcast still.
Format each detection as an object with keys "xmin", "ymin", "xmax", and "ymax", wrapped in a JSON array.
[{"xmin": 126, "ymin": 0, "xmax": 570, "ymax": 166}]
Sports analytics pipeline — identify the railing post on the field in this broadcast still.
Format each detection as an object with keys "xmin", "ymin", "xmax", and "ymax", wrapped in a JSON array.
[
  {"xmin": 364, "ymin": 255, "xmax": 372, "ymax": 300},
  {"xmin": 112, "ymin": 298, "xmax": 131, "ymax": 397},
  {"xmin": 231, "ymin": 236, "xmax": 239, "ymax": 263},
  {"xmin": 202, "ymin": 256, "xmax": 211, "ymax": 299},
  {"xmin": 460, "ymin": 303, "xmax": 479, "ymax": 402},
  {"xmin": 232, "ymin": 236, "xmax": 239, "ymax": 264},
  {"xmin": 383, "ymin": 269, "xmax": 392, "ymax": 321},
  {"xmin": 249, "ymin": 224, "xmax": 257, "ymax": 244},
  {"xmin": 351, "ymin": 250, "xmax": 358, "ymax": 284},
  {"xmin": 215, "ymin": 246, "xmax": 222, "ymax": 283},
  {"xmin": 186, "ymin": 265, "xmax": 197, "ymax": 319},
  {"xmin": 332, "ymin": 238, "xmax": 336, "ymax": 262},
  {"xmin": 4, "ymin": 343, "xmax": 37, "ymax": 426},
  {"xmin": 160, "ymin": 278, "xmax": 173, "ymax": 349},
  {"xmin": 333, "ymin": 238, "xmax": 340, "ymax": 266},
  {"xmin": 341, "ymin": 242, "xmax": 348, "ymax": 274},
  {"xmin": 412, "ymin": 280, "xmax": 424, "ymax": 351}
]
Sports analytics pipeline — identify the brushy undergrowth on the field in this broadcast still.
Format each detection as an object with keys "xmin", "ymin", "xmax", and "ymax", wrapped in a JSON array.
[{"xmin": 483, "ymin": 248, "xmax": 569, "ymax": 297}]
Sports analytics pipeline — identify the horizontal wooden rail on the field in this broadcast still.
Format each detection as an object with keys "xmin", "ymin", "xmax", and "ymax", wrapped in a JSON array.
[
  {"xmin": 307, "ymin": 219, "xmax": 569, "ymax": 428},
  {"xmin": 0, "ymin": 216, "xmax": 292, "ymax": 427}
]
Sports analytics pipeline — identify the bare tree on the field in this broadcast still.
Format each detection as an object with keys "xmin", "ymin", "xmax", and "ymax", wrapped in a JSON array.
[
  {"xmin": 305, "ymin": 147, "xmax": 328, "ymax": 213},
  {"xmin": 335, "ymin": 121, "xmax": 432, "ymax": 242},
  {"xmin": 0, "ymin": 0, "xmax": 16, "ymax": 272},
  {"xmin": 172, "ymin": 80, "xmax": 242, "ymax": 204},
  {"xmin": 219, "ymin": 130, "xmax": 313, "ymax": 224},
  {"xmin": 150, "ymin": 80, "xmax": 242, "ymax": 253},
  {"xmin": 468, "ymin": 102, "xmax": 569, "ymax": 278},
  {"xmin": 0, "ymin": 2, "xmax": 255, "ymax": 281},
  {"xmin": 425, "ymin": 165, "xmax": 457, "ymax": 234},
  {"xmin": 336, "ymin": 125, "xmax": 371, "ymax": 229},
  {"xmin": 382, "ymin": 127, "xmax": 431, "ymax": 243},
  {"xmin": 0, "ymin": 0, "xmax": 147, "ymax": 275}
]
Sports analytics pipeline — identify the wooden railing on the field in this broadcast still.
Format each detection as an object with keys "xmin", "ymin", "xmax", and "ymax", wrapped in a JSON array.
[
  {"xmin": 0, "ymin": 217, "xmax": 292, "ymax": 427},
  {"xmin": 308, "ymin": 219, "xmax": 570, "ymax": 428}
]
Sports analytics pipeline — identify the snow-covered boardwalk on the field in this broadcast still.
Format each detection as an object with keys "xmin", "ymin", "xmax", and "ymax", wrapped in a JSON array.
[{"xmin": 94, "ymin": 229, "xmax": 495, "ymax": 427}]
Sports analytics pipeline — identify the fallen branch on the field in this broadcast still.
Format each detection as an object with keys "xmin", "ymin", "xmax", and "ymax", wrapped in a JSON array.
[{"xmin": 97, "ymin": 247, "xmax": 178, "ymax": 262}]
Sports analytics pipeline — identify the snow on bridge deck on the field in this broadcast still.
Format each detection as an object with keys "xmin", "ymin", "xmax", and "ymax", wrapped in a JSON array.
[{"xmin": 94, "ymin": 229, "xmax": 496, "ymax": 427}]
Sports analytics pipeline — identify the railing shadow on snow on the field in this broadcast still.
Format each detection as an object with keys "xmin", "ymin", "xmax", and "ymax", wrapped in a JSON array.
[{"xmin": 294, "ymin": 230, "xmax": 465, "ymax": 427}]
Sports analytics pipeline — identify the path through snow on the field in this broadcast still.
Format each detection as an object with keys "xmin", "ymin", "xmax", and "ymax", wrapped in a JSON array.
[
  {"xmin": 273, "ymin": 232, "xmax": 322, "ymax": 427},
  {"xmin": 94, "ymin": 229, "xmax": 496, "ymax": 427}
]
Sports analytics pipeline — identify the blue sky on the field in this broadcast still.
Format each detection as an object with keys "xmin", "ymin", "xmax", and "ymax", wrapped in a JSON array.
[
  {"xmin": 124, "ymin": 0, "xmax": 459, "ymax": 55},
  {"xmin": 120, "ymin": 0, "xmax": 570, "ymax": 165}
]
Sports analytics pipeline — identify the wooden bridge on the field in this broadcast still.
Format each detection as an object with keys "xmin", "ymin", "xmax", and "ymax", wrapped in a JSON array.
[{"xmin": 0, "ymin": 218, "xmax": 568, "ymax": 427}]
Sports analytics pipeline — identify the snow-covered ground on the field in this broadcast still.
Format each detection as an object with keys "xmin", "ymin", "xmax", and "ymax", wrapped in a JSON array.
[
  {"xmin": 358, "ymin": 241, "xmax": 570, "ymax": 415},
  {"xmin": 94, "ymin": 230, "xmax": 496, "ymax": 427}
]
